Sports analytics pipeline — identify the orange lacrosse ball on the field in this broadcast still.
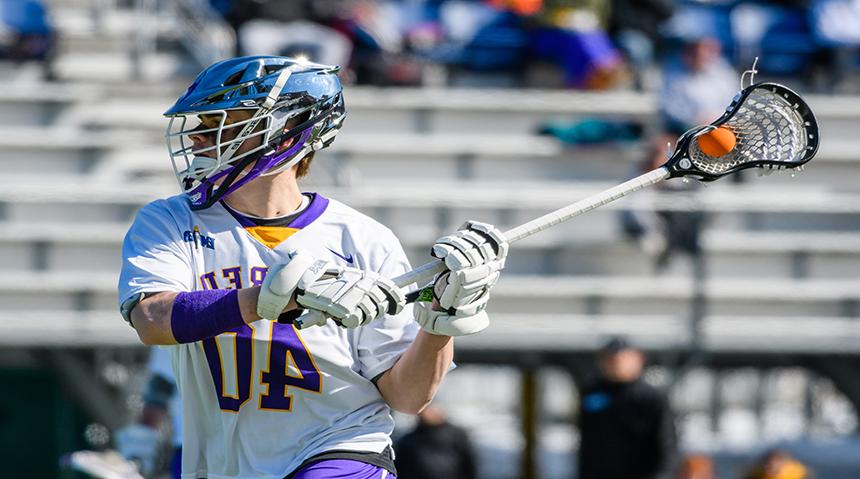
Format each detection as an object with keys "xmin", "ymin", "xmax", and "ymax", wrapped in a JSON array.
[{"xmin": 697, "ymin": 126, "xmax": 737, "ymax": 157}]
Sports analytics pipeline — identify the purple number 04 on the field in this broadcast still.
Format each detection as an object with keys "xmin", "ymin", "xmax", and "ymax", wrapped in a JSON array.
[{"xmin": 202, "ymin": 322, "xmax": 322, "ymax": 412}]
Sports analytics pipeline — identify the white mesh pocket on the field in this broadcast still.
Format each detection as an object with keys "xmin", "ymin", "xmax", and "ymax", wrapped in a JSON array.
[{"xmin": 689, "ymin": 86, "xmax": 813, "ymax": 176}]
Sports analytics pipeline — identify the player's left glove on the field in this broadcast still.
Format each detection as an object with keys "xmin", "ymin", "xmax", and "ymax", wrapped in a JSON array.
[
  {"xmin": 258, "ymin": 250, "xmax": 406, "ymax": 329},
  {"xmin": 257, "ymin": 250, "xmax": 330, "ymax": 320},
  {"xmin": 414, "ymin": 220, "xmax": 508, "ymax": 336}
]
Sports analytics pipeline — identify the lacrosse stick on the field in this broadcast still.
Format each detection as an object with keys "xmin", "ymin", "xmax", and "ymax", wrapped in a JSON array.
[{"xmin": 396, "ymin": 82, "xmax": 819, "ymax": 303}]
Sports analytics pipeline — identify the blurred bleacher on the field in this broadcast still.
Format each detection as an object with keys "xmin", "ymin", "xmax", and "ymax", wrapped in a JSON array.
[
  {"xmin": 0, "ymin": 0, "xmax": 858, "ymax": 359},
  {"xmin": 2, "ymin": 1, "xmax": 860, "ymax": 477}
]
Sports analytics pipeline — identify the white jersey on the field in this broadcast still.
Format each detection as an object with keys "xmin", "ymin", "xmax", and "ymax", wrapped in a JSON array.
[{"xmin": 119, "ymin": 193, "xmax": 419, "ymax": 479}]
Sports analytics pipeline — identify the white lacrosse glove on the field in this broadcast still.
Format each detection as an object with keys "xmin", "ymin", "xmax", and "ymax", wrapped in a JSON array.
[
  {"xmin": 258, "ymin": 250, "xmax": 405, "ymax": 329},
  {"xmin": 295, "ymin": 266, "xmax": 406, "ymax": 329},
  {"xmin": 257, "ymin": 250, "xmax": 329, "ymax": 320},
  {"xmin": 414, "ymin": 220, "xmax": 508, "ymax": 336},
  {"xmin": 115, "ymin": 424, "xmax": 161, "ymax": 477}
]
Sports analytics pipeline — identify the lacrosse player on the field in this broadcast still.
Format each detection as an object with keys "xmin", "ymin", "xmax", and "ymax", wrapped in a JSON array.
[
  {"xmin": 118, "ymin": 56, "xmax": 507, "ymax": 479},
  {"xmin": 116, "ymin": 346, "xmax": 182, "ymax": 478}
]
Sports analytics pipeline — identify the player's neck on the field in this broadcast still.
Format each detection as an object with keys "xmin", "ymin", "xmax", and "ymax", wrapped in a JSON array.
[{"xmin": 222, "ymin": 171, "xmax": 304, "ymax": 219}]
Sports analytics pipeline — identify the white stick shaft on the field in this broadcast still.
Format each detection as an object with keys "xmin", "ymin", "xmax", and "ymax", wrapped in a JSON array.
[
  {"xmin": 505, "ymin": 167, "xmax": 670, "ymax": 242},
  {"xmin": 393, "ymin": 167, "xmax": 670, "ymax": 289}
]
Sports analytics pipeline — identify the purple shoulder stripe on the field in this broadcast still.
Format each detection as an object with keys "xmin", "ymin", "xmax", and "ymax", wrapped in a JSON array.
[
  {"xmin": 219, "ymin": 193, "xmax": 328, "ymax": 229},
  {"xmin": 288, "ymin": 193, "xmax": 329, "ymax": 229}
]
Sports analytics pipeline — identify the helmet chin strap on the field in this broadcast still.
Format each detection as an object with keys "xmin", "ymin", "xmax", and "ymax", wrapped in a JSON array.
[{"xmin": 262, "ymin": 128, "xmax": 337, "ymax": 177}]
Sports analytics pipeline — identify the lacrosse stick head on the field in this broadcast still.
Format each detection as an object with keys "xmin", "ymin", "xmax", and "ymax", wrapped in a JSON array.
[{"xmin": 664, "ymin": 82, "xmax": 819, "ymax": 181}]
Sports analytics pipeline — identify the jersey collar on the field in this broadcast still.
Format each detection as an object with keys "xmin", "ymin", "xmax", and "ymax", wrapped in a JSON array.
[{"xmin": 221, "ymin": 193, "xmax": 329, "ymax": 249}]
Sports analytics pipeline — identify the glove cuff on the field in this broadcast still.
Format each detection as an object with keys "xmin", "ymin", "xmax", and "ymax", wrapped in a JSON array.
[
  {"xmin": 413, "ymin": 302, "xmax": 489, "ymax": 336},
  {"xmin": 257, "ymin": 251, "xmax": 319, "ymax": 320}
]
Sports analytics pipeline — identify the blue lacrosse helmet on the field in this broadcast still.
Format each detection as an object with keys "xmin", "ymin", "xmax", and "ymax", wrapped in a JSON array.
[{"xmin": 164, "ymin": 56, "xmax": 345, "ymax": 210}]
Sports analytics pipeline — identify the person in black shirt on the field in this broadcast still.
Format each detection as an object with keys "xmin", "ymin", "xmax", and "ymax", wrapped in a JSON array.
[
  {"xmin": 577, "ymin": 337, "xmax": 677, "ymax": 479},
  {"xmin": 395, "ymin": 404, "xmax": 478, "ymax": 479}
]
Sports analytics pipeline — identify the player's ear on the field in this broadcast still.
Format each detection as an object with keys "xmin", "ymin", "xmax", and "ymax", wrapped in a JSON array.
[
  {"xmin": 278, "ymin": 111, "xmax": 312, "ymax": 151},
  {"xmin": 278, "ymin": 136, "xmax": 296, "ymax": 151}
]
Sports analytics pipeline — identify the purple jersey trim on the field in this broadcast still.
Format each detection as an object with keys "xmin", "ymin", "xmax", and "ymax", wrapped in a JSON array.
[
  {"xmin": 290, "ymin": 459, "xmax": 395, "ymax": 479},
  {"xmin": 170, "ymin": 447, "xmax": 181, "ymax": 479},
  {"xmin": 221, "ymin": 203, "xmax": 257, "ymax": 228},
  {"xmin": 220, "ymin": 193, "xmax": 329, "ymax": 229},
  {"xmin": 170, "ymin": 290, "xmax": 244, "ymax": 343},
  {"xmin": 289, "ymin": 193, "xmax": 329, "ymax": 229}
]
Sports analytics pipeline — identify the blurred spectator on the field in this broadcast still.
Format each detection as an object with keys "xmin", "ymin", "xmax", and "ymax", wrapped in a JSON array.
[
  {"xmin": 423, "ymin": 1, "xmax": 530, "ymax": 84},
  {"xmin": 342, "ymin": 1, "xmax": 425, "ymax": 85},
  {"xmin": 577, "ymin": 337, "xmax": 677, "ymax": 479},
  {"xmin": 729, "ymin": 2, "xmax": 818, "ymax": 87},
  {"xmin": 810, "ymin": 0, "xmax": 860, "ymax": 93},
  {"xmin": 394, "ymin": 404, "xmax": 478, "ymax": 479},
  {"xmin": 223, "ymin": 0, "xmax": 313, "ymax": 34},
  {"xmin": 659, "ymin": 35, "xmax": 737, "ymax": 136},
  {"xmin": 239, "ymin": 20, "xmax": 352, "ymax": 67},
  {"xmin": 0, "ymin": 0, "xmax": 56, "ymax": 80},
  {"xmin": 530, "ymin": 5, "xmax": 625, "ymax": 89},
  {"xmin": 231, "ymin": 0, "xmax": 422, "ymax": 85},
  {"xmin": 676, "ymin": 454, "xmax": 717, "ymax": 479},
  {"xmin": 741, "ymin": 449, "xmax": 810, "ymax": 479},
  {"xmin": 488, "ymin": 0, "xmax": 543, "ymax": 17},
  {"xmin": 116, "ymin": 347, "xmax": 181, "ymax": 479},
  {"xmin": 235, "ymin": 1, "xmax": 351, "ymax": 71},
  {"xmin": 656, "ymin": 32, "xmax": 736, "ymax": 252},
  {"xmin": 620, "ymin": 135, "xmax": 707, "ymax": 279},
  {"xmin": 619, "ymin": 142, "xmax": 707, "ymax": 272},
  {"xmin": 607, "ymin": 0, "xmax": 675, "ymax": 91},
  {"xmin": 620, "ymin": 32, "xmax": 735, "ymax": 270}
]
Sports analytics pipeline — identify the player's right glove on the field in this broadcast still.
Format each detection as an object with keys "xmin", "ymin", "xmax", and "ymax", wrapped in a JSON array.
[
  {"xmin": 257, "ymin": 250, "xmax": 329, "ymax": 321},
  {"xmin": 414, "ymin": 220, "xmax": 508, "ymax": 336},
  {"xmin": 115, "ymin": 424, "xmax": 161, "ymax": 477},
  {"xmin": 258, "ymin": 250, "xmax": 405, "ymax": 329}
]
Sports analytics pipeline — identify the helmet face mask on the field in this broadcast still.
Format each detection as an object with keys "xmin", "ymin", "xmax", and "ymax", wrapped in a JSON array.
[{"xmin": 164, "ymin": 56, "xmax": 345, "ymax": 210}]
